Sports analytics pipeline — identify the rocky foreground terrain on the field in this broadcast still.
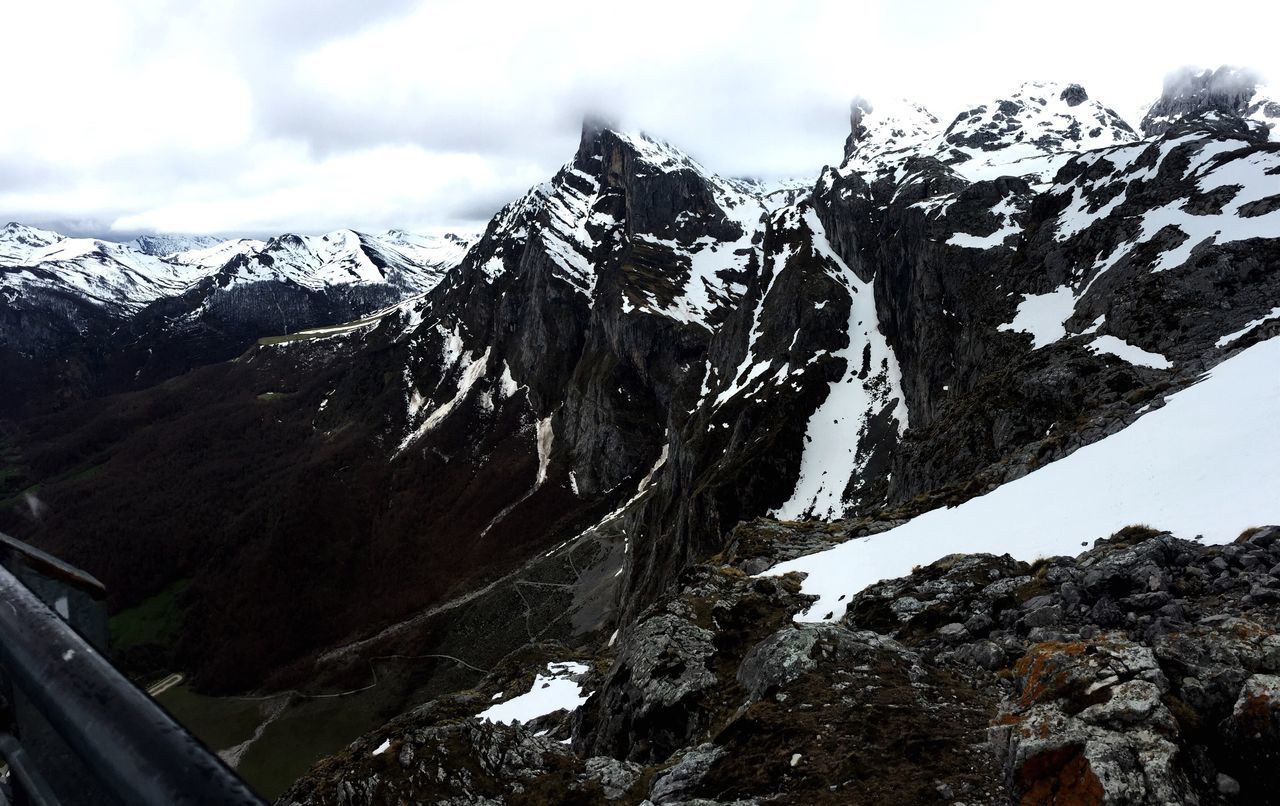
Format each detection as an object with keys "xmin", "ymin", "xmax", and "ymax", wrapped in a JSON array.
[{"xmin": 280, "ymin": 523, "xmax": 1280, "ymax": 805}]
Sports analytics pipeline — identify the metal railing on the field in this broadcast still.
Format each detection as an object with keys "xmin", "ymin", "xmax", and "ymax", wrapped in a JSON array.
[{"xmin": 0, "ymin": 532, "xmax": 263, "ymax": 806}]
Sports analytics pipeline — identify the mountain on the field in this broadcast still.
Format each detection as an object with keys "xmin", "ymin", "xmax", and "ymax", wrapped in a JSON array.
[
  {"xmin": 129, "ymin": 232, "xmax": 224, "ymax": 256},
  {"xmin": 0, "ymin": 224, "xmax": 471, "ymax": 416},
  {"xmin": 1, "ymin": 71, "xmax": 1278, "ymax": 800},
  {"xmin": 1141, "ymin": 65, "xmax": 1280, "ymax": 139},
  {"xmin": 0, "ymin": 222, "xmax": 64, "ymax": 264},
  {"xmin": 840, "ymin": 81, "xmax": 1139, "ymax": 184}
]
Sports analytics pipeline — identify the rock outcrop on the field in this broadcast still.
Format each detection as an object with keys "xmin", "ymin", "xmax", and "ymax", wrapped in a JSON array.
[{"xmin": 282, "ymin": 524, "xmax": 1280, "ymax": 805}]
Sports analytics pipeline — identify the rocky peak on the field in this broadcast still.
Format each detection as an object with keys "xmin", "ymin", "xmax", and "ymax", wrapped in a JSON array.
[
  {"xmin": 934, "ymin": 81, "xmax": 1138, "ymax": 183},
  {"xmin": 0, "ymin": 222, "xmax": 64, "ymax": 265},
  {"xmin": 1140, "ymin": 65, "xmax": 1267, "ymax": 137},
  {"xmin": 842, "ymin": 96, "xmax": 875, "ymax": 160},
  {"xmin": 572, "ymin": 114, "xmax": 617, "ymax": 172},
  {"xmin": 1058, "ymin": 83, "xmax": 1088, "ymax": 106},
  {"xmin": 839, "ymin": 96, "xmax": 941, "ymax": 177}
]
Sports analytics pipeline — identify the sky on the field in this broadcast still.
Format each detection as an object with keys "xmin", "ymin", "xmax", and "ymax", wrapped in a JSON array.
[{"xmin": 2, "ymin": 0, "xmax": 1276, "ymax": 240}]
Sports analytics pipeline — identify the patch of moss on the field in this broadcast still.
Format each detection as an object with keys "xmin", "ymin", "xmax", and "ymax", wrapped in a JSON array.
[
  {"xmin": 110, "ymin": 578, "xmax": 190, "ymax": 652},
  {"xmin": 1102, "ymin": 524, "xmax": 1164, "ymax": 547}
]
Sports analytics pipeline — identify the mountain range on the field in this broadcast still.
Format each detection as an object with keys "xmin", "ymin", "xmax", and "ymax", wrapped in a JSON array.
[
  {"xmin": 1, "ymin": 65, "xmax": 1279, "ymax": 802},
  {"xmin": 0, "ymin": 222, "xmax": 471, "ymax": 417}
]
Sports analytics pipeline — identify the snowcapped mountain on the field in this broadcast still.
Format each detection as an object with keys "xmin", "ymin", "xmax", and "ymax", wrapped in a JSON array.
[
  {"xmin": 4, "ymin": 69, "xmax": 1279, "ymax": 801},
  {"xmin": 169, "ymin": 237, "xmax": 267, "ymax": 269},
  {"xmin": 0, "ymin": 224, "xmax": 469, "ymax": 311},
  {"xmin": 129, "ymin": 232, "xmax": 223, "ymax": 256},
  {"xmin": 839, "ymin": 81, "xmax": 1140, "ymax": 185},
  {"xmin": 2, "ymin": 233, "xmax": 214, "ymax": 310},
  {"xmin": 0, "ymin": 223, "xmax": 472, "ymax": 416},
  {"xmin": 0, "ymin": 222, "xmax": 63, "ymax": 264},
  {"xmin": 211, "ymin": 228, "xmax": 469, "ymax": 297},
  {"xmin": 931, "ymin": 81, "xmax": 1139, "ymax": 182},
  {"xmin": 841, "ymin": 96, "xmax": 941, "ymax": 176}
]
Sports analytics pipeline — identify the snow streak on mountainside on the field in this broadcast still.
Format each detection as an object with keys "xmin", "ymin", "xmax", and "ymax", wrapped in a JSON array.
[
  {"xmin": 770, "ymin": 333, "xmax": 1280, "ymax": 623},
  {"xmin": 772, "ymin": 209, "xmax": 907, "ymax": 520}
]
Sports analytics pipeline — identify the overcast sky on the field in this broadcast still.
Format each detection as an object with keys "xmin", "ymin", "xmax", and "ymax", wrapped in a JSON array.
[{"xmin": 2, "ymin": 0, "xmax": 1276, "ymax": 240}]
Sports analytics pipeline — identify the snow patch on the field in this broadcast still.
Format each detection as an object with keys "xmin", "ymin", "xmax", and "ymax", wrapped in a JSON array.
[
  {"xmin": 946, "ymin": 194, "xmax": 1024, "ymax": 250},
  {"xmin": 535, "ymin": 416, "xmax": 554, "ymax": 487},
  {"xmin": 998, "ymin": 286, "xmax": 1077, "ymax": 349},
  {"xmin": 498, "ymin": 362, "xmax": 519, "ymax": 397},
  {"xmin": 476, "ymin": 662, "xmax": 590, "ymax": 725},
  {"xmin": 1088, "ymin": 335, "xmax": 1172, "ymax": 369},
  {"xmin": 766, "ymin": 335, "xmax": 1280, "ymax": 623},
  {"xmin": 396, "ymin": 348, "xmax": 491, "ymax": 454}
]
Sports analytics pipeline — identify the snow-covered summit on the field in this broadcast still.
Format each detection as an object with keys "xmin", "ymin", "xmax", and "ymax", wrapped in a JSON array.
[
  {"xmin": 0, "ymin": 222, "xmax": 65, "ymax": 266},
  {"xmin": 171, "ymin": 238, "xmax": 266, "ymax": 269},
  {"xmin": 931, "ymin": 81, "xmax": 1139, "ymax": 183},
  {"xmin": 0, "ymin": 223, "xmax": 472, "ymax": 313},
  {"xmin": 840, "ymin": 97, "xmax": 942, "ymax": 177},
  {"xmin": 129, "ymin": 232, "xmax": 223, "ymax": 257},
  {"xmin": 837, "ymin": 82, "xmax": 1139, "ymax": 186}
]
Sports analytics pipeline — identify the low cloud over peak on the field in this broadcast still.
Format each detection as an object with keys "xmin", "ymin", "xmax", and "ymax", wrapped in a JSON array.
[{"xmin": 1, "ymin": 0, "xmax": 1275, "ymax": 238}]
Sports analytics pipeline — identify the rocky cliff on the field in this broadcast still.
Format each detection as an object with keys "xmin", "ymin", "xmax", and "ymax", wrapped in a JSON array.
[{"xmin": 1141, "ymin": 66, "xmax": 1279, "ymax": 139}]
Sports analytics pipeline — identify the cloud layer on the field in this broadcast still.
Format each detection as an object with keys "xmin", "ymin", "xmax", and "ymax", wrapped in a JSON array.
[{"xmin": 2, "ymin": 0, "xmax": 1275, "ymax": 238}]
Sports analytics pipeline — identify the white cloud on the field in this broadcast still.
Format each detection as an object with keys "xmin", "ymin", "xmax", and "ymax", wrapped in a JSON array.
[{"xmin": 0, "ymin": 0, "xmax": 1275, "ymax": 236}]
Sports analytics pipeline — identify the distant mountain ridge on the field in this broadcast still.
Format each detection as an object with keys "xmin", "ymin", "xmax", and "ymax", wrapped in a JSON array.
[
  {"xmin": 0, "ymin": 222, "xmax": 472, "ymax": 416},
  {"xmin": 0, "ymin": 223, "xmax": 471, "ymax": 309}
]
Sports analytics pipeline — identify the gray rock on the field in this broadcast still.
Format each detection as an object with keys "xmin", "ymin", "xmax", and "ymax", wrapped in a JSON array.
[
  {"xmin": 583, "ymin": 756, "xmax": 643, "ymax": 800},
  {"xmin": 1021, "ymin": 605, "xmax": 1063, "ymax": 628},
  {"xmin": 937, "ymin": 622, "xmax": 970, "ymax": 643},
  {"xmin": 1217, "ymin": 773, "xmax": 1241, "ymax": 796},
  {"xmin": 738, "ymin": 624, "xmax": 907, "ymax": 701},
  {"xmin": 649, "ymin": 743, "xmax": 726, "ymax": 805}
]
